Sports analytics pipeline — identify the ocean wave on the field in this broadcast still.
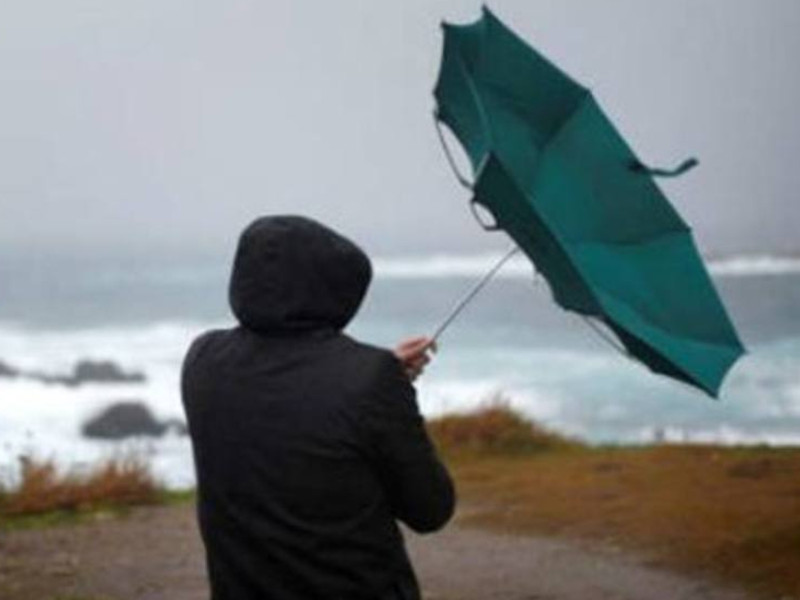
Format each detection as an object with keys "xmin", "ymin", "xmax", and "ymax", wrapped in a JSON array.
[
  {"xmin": 373, "ymin": 252, "xmax": 800, "ymax": 279},
  {"xmin": 372, "ymin": 253, "xmax": 534, "ymax": 279},
  {"xmin": 706, "ymin": 255, "xmax": 800, "ymax": 277},
  {"xmin": 89, "ymin": 265, "xmax": 227, "ymax": 287},
  {"xmin": 0, "ymin": 320, "xmax": 226, "ymax": 372}
]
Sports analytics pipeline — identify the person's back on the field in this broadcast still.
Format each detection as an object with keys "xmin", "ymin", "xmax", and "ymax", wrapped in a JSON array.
[{"xmin": 182, "ymin": 216, "xmax": 455, "ymax": 600}]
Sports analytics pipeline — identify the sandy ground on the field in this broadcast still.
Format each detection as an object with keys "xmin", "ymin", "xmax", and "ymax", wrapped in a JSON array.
[{"xmin": 0, "ymin": 504, "xmax": 754, "ymax": 600}]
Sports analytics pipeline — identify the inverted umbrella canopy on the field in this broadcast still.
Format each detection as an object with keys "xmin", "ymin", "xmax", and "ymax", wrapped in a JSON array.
[{"xmin": 433, "ymin": 7, "xmax": 745, "ymax": 397}]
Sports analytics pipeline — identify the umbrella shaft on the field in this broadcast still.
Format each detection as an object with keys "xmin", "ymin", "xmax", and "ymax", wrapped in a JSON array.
[{"xmin": 431, "ymin": 245, "xmax": 520, "ymax": 343}]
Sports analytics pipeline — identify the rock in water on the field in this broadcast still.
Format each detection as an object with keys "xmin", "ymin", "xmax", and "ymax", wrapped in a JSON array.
[
  {"xmin": 72, "ymin": 360, "xmax": 146, "ymax": 385},
  {"xmin": 0, "ymin": 360, "xmax": 20, "ymax": 378},
  {"xmin": 25, "ymin": 359, "xmax": 146, "ymax": 387},
  {"xmin": 82, "ymin": 401, "xmax": 167, "ymax": 439}
]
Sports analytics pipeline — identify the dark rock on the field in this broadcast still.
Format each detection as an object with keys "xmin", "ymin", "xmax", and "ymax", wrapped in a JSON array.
[
  {"xmin": 25, "ymin": 359, "xmax": 146, "ymax": 387},
  {"xmin": 26, "ymin": 371, "xmax": 75, "ymax": 386},
  {"xmin": 82, "ymin": 401, "xmax": 167, "ymax": 439},
  {"xmin": 0, "ymin": 360, "xmax": 20, "ymax": 379},
  {"xmin": 71, "ymin": 360, "xmax": 146, "ymax": 385}
]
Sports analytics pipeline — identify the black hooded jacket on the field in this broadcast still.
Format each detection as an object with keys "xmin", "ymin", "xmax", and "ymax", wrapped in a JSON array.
[{"xmin": 181, "ymin": 216, "xmax": 455, "ymax": 600}]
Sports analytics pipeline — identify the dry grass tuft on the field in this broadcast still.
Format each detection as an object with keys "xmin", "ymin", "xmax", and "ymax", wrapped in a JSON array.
[
  {"xmin": 0, "ymin": 454, "xmax": 161, "ymax": 517},
  {"xmin": 427, "ymin": 394, "xmax": 581, "ymax": 455}
]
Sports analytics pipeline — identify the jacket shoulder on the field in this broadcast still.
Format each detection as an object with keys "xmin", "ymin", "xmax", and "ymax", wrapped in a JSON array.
[
  {"xmin": 336, "ymin": 335, "xmax": 405, "ymax": 382},
  {"xmin": 182, "ymin": 328, "xmax": 229, "ymax": 371},
  {"xmin": 337, "ymin": 336, "xmax": 418, "ymax": 416}
]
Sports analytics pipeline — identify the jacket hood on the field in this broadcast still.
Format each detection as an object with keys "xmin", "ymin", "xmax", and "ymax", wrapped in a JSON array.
[{"xmin": 229, "ymin": 216, "xmax": 372, "ymax": 334}]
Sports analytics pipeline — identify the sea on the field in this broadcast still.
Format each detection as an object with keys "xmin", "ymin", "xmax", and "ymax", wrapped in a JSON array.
[{"xmin": 1, "ymin": 251, "xmax": 799, "ymax": 488}]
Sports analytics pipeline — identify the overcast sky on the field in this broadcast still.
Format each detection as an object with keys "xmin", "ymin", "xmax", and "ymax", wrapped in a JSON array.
[{"xmin": 1, "ymin": 0, "xmax": 798, "ymax": 259}]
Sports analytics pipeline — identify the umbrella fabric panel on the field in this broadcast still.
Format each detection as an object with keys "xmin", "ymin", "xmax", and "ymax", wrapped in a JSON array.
[
  {"xmin": 468, "ymin": 9, "xmax": 587, "ymax": 146},
  {"xmin": 529, "ymin": 95, "xmax": 691, "ymax": 244},
  {"xmin": 473, "ymin": 155, "xmax": 600, "ymax": 315},
  {"xmin": 434, "ymin": 7, "xmax": 587, "ymax": 174},
  {"xmin": 572, "ymin": 235, "xmax": 744, "ymax": 396},
  {"xmin": 570, "ymin": 235, "xmax": 743, "ymax": 347},
  {"xmin": 599, "ymin": 289, "xmax": 744, "ymax": 396},
  {"xmin": 435, "ymin": 28, "xmax": 490, "ymax": 172}
]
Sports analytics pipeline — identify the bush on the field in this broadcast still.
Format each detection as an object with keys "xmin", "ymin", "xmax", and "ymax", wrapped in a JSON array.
[{"xmin": 427, "ymin": 394, "xmax": 580, "ymax": 455}]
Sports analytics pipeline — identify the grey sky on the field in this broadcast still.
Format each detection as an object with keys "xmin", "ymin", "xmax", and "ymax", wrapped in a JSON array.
[{"xmin": 1, "ymin": 0, "xmax": 798, "ymax": 258}]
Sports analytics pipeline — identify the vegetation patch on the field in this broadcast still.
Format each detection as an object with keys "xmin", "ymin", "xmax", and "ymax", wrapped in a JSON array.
[
  {"xmin": 427, "ymin": 395, "xmax": 582, "ymax": 456},
  {"xmin": 431, "ymin": 405, "xmax": 800, "ymax": 600},
  {"xmin": 0, "ymin": 454, "xmax": 162, "ymax": 526}
]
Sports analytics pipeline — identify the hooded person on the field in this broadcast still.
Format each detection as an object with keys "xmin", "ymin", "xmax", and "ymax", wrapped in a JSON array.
[{"xmin": 181, "ymin": 215, "xmax": 455, "ymax": 600}]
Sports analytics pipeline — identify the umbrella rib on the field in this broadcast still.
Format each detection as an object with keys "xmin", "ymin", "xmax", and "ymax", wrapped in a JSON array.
[
  {"xmin": 433, "ymin": 112, "xmax": 474, "ymax": 190},
  {"xmin": 579, "ymin": 314, "xmax": 630, "ymax": 357},
  {"xmin": 571, "ymin": 228, "xmax": 691, "ymax": 249}
]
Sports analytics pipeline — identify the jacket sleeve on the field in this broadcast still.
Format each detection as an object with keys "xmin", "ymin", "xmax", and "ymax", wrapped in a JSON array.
[{"xmin": 357, "ymin": 352, "xmax": 456, "ymax": 533}]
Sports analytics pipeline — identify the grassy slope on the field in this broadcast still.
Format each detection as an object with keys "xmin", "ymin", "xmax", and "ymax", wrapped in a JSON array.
[{"xmin": 429, "ymin": 407, "xmax": 800, "ymax": 599}]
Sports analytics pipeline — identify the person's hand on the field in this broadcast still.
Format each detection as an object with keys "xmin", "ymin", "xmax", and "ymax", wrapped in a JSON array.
[{"xmin": 394, "ymin": 336, "xmax": 437, "ymax": 382}]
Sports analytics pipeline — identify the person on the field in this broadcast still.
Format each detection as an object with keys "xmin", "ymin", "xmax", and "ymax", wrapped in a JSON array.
[{"xmin": 181, "ymin": 215, "xmax": 455, "ymax": 600}]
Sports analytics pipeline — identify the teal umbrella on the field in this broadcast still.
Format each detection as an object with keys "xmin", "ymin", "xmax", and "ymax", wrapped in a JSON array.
[{"xmin": 432, "ymin": 7, "xmax": 744, "ymax": 397}]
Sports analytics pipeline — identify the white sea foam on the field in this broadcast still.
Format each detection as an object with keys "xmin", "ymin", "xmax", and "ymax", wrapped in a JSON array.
[
  {"xmin": 372, "ymin": 252, "xmax": 800, "ymax": 280},
  {"xmin": 2, "ymin": 321, "xmax": 800, "ymax": 488},
  {"xmin": 11, "ymin": 252, "xmax": 794, "ymax": 287},
  {"xmin": 0, "ymin": 320, "xmax": 224, "ymax": 372},
  {"xmin": 0, "ymin": 320, "xmax": 217, "ymax": 488},
  {"xmin": 707, "ymin": 255, "xmax": 800, "ymax": 277},
  {"xmin": 372, "ymin": 253, "xmax": 535, "ymax": 280},
  {"xmin": 0, "ymin": 378, "xmax": 196, "ymax": 488}
]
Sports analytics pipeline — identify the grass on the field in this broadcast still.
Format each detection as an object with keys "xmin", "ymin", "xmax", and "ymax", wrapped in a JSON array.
[
  {"xmin": 426, "ymin": 404, "xmax": 800, "ymax": 599},
  {"xmin": 0, "ymin": 454, "xmax": 163, "ymax": 528}
]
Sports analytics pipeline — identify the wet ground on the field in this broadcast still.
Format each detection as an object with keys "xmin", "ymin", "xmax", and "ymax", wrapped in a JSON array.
[{"xmin": 0, "ymin": 504, "xmax": 753, "ymax": 600}]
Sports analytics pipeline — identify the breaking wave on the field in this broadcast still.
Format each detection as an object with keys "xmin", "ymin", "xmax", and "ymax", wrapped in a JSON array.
[
  {"xmin": 372, "ymin": 253, "xmax": 535, "ymax": 279},
  {"xmin": 372, "ymin": 253, "xmax": 800, "ymax": 279},
  {"xmin": 706, "ymin": 255, "xmax": 800, "ymax": 277}
]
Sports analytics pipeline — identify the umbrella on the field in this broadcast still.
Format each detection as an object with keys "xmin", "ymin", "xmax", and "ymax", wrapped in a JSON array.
[{"xmin": 432, "ymin": 7, "xmax": 745, "ymax": 397}]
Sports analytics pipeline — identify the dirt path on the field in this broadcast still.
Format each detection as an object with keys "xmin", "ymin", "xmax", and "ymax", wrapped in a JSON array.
[{"xmin": 0, "ymin": 504, "xmax": 752, "ymax": 600}]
